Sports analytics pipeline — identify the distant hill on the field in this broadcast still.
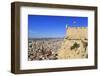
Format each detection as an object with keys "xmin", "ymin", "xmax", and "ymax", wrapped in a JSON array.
[{"xmin": 28, "ymin": 37, "xmax": 64, "ymax": 40}]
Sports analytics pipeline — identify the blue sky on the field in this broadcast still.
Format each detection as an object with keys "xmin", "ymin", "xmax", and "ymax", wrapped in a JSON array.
[{"xmin": 28, "ymin": 15, "xmax": 88, "ymax": 38}]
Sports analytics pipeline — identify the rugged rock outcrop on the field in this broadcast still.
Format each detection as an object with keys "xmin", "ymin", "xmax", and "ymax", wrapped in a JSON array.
[{"xmin": 58, "ymin": 27, "xmax": 88, "ymax": 59}]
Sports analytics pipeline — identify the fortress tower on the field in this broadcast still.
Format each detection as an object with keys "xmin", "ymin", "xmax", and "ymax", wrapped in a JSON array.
[
  {"xmin": 57, "ymin": 26, "xmax": 88, "ymax": 59},
  {"xmin": 65, "ymin": 27, "xmax": 88, "ymax": 39}
]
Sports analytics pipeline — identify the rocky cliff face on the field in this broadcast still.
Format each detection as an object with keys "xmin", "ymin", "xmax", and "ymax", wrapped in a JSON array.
[{"xmin": 57, "ymin": 27, "xmax": 88, "ymax": 59}]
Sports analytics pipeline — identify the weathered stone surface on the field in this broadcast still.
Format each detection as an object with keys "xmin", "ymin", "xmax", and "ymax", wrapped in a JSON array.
[
  {"xmin": 57, "ymin": 27, "xmax": 88, "ymax": 59},
  {"xmin": 66, "ymin": 27, "xmax": 88, "ymax": 39}
]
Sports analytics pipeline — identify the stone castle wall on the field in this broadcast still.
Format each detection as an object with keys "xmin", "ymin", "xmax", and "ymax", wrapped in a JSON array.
[
  {"xmin": 58, "ymin": 27, "xmax": 88, "ymax": 59},
  {"xmin": 66, "ymin": 27, "xmax": 88, "ymax": 39}
]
